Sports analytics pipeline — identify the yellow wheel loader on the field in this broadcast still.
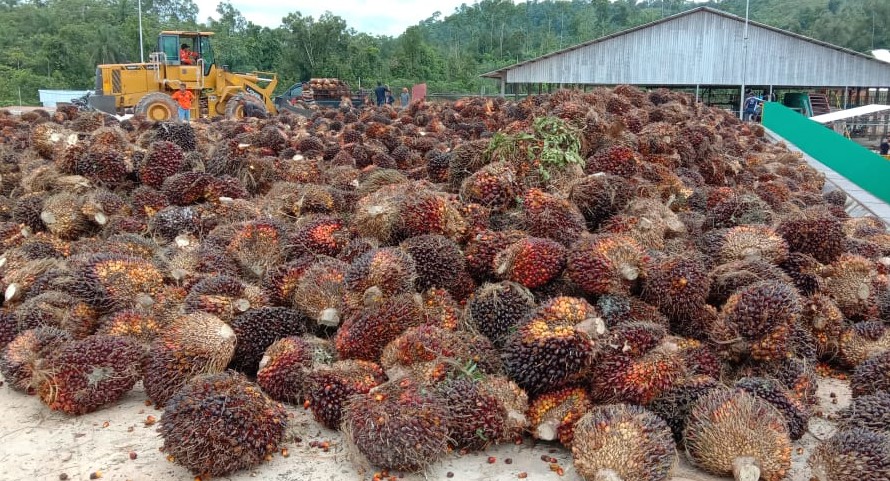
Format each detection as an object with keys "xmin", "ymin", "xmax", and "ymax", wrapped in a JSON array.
[{"xmin": 89, "ymin": 31, "xmax": 278, "ymax": 121}]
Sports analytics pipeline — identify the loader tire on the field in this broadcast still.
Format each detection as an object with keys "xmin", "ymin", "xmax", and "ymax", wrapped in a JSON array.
[
  {"xmin": 135, "ymin": 93, "xmax": 178, "ymax": 122},
  {"xmin": 225, "ymin": 93, "xmax": 267, "ymax": 120}
]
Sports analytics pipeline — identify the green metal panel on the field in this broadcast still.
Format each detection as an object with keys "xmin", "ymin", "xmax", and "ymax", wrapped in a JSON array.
[{"xmin": 763, "ymin": 102, "xmax": 890, "ymax": 204}]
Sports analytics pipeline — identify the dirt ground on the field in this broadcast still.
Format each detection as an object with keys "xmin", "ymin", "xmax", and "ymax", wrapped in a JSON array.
[{"xmin": 0, "ymin": 373, "xmax": 848, "ymax": 481}]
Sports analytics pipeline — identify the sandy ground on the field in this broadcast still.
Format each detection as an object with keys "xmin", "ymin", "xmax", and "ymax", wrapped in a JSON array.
[{"xmin": 0, "ymin": 373, "xmax": 849, "ymax": 481}]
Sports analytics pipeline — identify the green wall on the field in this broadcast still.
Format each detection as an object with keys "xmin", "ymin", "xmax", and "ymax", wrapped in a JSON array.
[{"xmin": 762, "ymin": 102, "xmax": 890, "ymax": 204}]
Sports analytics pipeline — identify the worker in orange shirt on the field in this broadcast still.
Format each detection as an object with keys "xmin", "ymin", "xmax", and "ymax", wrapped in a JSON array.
[
  {"xmin": 170, "ymin": 83, "xmax": 194, "ymax": 122},
  {"xmin": 179, "ymin": 43, "xmax": 198, "ymax": 65}
]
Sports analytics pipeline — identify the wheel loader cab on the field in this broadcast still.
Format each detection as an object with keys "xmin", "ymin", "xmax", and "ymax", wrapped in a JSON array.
[{"xmin": 157, "ymin": 32, "xmax": 215, "ymax": 78}]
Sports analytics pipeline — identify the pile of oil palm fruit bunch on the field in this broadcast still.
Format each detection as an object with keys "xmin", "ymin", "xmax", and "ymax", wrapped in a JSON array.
[{"xmin": 0, "ymin": 85, "xmax": 888, "ymax": 481}]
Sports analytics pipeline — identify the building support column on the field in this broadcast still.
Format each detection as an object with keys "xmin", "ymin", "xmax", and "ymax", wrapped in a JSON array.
[
  {"xmin": 843, "ymin": 86, "xmax": 849, "ymax": 109},
  {"xmin": 499, "ymin": 77, "xmax": 506, "ymax": 97},
  {"xmin": 695, "ymin": 84, "xmax": 700, "ymax": 103},
  {"xmin": 768, "ymin": 85, "xmax": 773, "ymax": 102}
]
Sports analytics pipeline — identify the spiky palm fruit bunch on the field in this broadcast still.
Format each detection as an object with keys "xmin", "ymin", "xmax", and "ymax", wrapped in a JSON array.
[
  {"xmin": 777, "ymin": 214, "xmax": 847, "ymax": 264},
  {"xmin": 152, "ymin": 122, "xmax": 198, "ymax": 151},
  {"xmin": 65, "ymin": 253, "xmax": 163, "ymax": 314},
  {"xmin": 183, "ymin": 275, "xmax": 267, "ymax": 323},
  {"xmin": 290, "ymin": 215, "xmax": 350, "ymax": 257},
  {"xmin": 81, "ymin": 190, "xmax": 131, "ymax": 228},
  {"xmin": 355, "ymin": 169, "xmax": 409, "ymax": 197},
  {"xmin": 345, "ymin": 247, "xmax": 417, "ymax": 299},
  {"xmin": 342, "ymin": 377, "xmax": 450, "ymax": 472},
  {"xmin": 642, "ymin": 256, "xmax": 710, "ymax": 321},
  {"xmin": 159, "ymin": 172, "xmax": 213, "ymax": 206},
  {"xmin": 147, "ymin": 205, "xmax": 203, "ymax": 241},
  {"xmin": 850, "ymin": 350, "xmax": 890, "ymax": 397},
  {"xmin": 397, "ymin": 188, "xmax": 467, "ymax": 241},
  {"xmin": 464, "ymin": 281, "xmax": 536, "ymax": 347},
  {"xmin": 838, "ymin": 321, "xmax": 890, "ymax": 368},
  {"xmin": 0, "ymin": 327, "xmax": 71, "ymax": 392},
  {"xmin": 777, "ymin": 252, "xmax": 823, "ymax": 296},
  {"xmin": 590, "ymin": 337, "xmax": 688, "ymax": 405},
  {"xmin": 305, "ymin": 360, "xmax": 387, "ymax": 429},
  {"xmin": 713, "ymin": 280, "xmax": 802, "ymax": 362},
  {"xmin": 78, "ymin": 148, "xmax": 129, "ymax": 184},
  {"xmin": 0, "ymin": 257, "xmax": 60, "ymax": 305},
  {"xmin": 426, "ymin": 151, "xmax": 451, "ymax": 182},
  {"xmin": 100, "ymin": 233, "xmax": 157, "ymax": 260},
  {"xmin": 502, "ymin": 296, "xmax": 604, "ymax": 395},
  {"xmin": 290, "ymin": 257, "xmax": 348, "ymax": 327},
  {"xmin": 257, "ymin": 335, "xmax": 335, "ymax": 403},
  {"xmin": 160, "ymin": 371, "xmax": 287, "ymax": 477},
  {"xmin": 734, "ymin": 377, "xmax": 810, "ymax": 441},
  {"xmin": 836, "ymin": 391, "xmax": 890, "ymax": 432},
  {"xmin": 98, "ymin": 309, "xmax": 163, "ymax": 346},
  {"xmin": 400, "ymin": 234, "xmax": 465, "ymax": 292},
  {"xmin": 809, "ymin": 428, "xmax": 890, "ymax": 481},
  {"xmin": 494, "ymin": 236, "xmax": 566, "ymax": 289},
  {"xmin": 526, "ymin": 386, "xmax": 592, "ymax": 446},
  {"xmin": 670, "ymin": 336, "xmax": 723, "ymax": 378},
  {"xmin": 29, "ymin": 122, "xmax": 76, "ymax": 159},
  {"xmin": 447, "ymin": 139, "xmax": 489, "ymax": 191},
  {"xmin": 261, "ymin": 257, "xmax": 315, "ymax": 306},
  {"xmin": 433, "ymin": 376, "xmax": 515, "ymax": 451},
  {"xmin": 228, "ymin": 307, "xmax": 307, "ymax": 376},
  {"xmin": 459, "ymin": 161, "xmax": 519, "ymax": 211},
  {"xmin": 684, "ymin": 388, "xmax": 792, "ymax": 481},
  {"xmin": 647, "ymin": 375, "xmax": 720, "ymax": 445},
  {"xmin": 379, "ymin": 325, "xmax": 502, "ymax": 382},
  {"xmin": 15, "ymin": 291, "xmax": 100, "ymax": 339},
  {"xmin": 599, "ymin": 213, "xmax": 669, "ymax": 251},
  {"xmin": 571, "ymin": 404, "xmax": 676, "ymax": 481},
  {"xmin": 0, "ymin": 309, "xmax": 21, "ymax": 349},
  {"xmin": 142, "ymin": 312, "xmax": 236, "ymax": 407},
  {"xmin": 353, "ymin": 184, "xmax": 403, "ymax": 245},
  {"xmin": 567, "ymin": 174, "xmax": 634, "ymax": 230},
  {"xmin": 138, "ymin": 141, "xmax": 183, "ymax": 188},
  {"xmin": 823, "ymin": 253, "xmax": 877, "ymax": 320},
  {"xmin": 464, "ymin": 230, "xmax": 526, "ymax": 281},
  {"xmin": 797, "ymin": 294, "xmax": 846, "ymax": 359},
  {"xmin": 707, "ymin": 225, "xmax": 789, "ymax": 266},
  {"xmin": 335, "ymin": 293, "xmax": 425, "ymax": 362},
  {"xmin": 419, "ymin": 287, "xmax": 462, "ymax": 330},
  {"xmin": 32, "ymin": 335, "xmax": 142, "ymax": 414},
  {"xmin": 707, "ymin": 259, "xmax": 791, "ymax": 307},
  {"xmin": 224, "ymin": 219, "xmax": 290, "ymax": 280},
  {"xmin": 601, "ymin": 322, "xmax": 668, "ymax": 358},
  {"xmin": 12, "ymin": 192, "xmax": 46, "ymax": 233},
  {"xmin": 567, "ymin": 234, "xmax": 647, "ymax": 297},
  {"xmin": 596, "ymin": 294, "xmax": 668, "ymax": 328},
  {"xmin": 40, "ymin": 192, "xmax": 90, "ymax": 240},
  {"xmin": 704, "ymin": 194, "xmax": 773, "ymax": 230},
  {"xmin": 521, "ymin": 188, "xmax": 587, "ymax": 247},
  {"xmin": 130, "ymin": 186, "xmax": 169, "ymax": 219},
  {"xmin": 585, "ymin": 145, "xmax": 641, "ymax": 177}
]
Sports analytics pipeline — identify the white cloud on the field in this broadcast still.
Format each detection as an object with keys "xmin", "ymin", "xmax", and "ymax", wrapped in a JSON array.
[{"xmin": 193, "ymin": 0, "xmax": 475, "ymax": 37}]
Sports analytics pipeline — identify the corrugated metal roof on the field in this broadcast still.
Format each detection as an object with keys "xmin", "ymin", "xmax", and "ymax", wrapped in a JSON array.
[{"xmin": 481, "ymin": 7, "xmax": 890, "ymax": 87}]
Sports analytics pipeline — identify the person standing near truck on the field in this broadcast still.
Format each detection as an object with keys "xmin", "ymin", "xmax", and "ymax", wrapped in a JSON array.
[
  {"xmin": 374, "ymin": 82, "xmax": 387, "ymax": 106},
  {"xmin": 400, "ymin": 87, "xmax": 410, "ymax": 109},
  {"xmin": 170, "ymin": 83, "xmax": 194, "ymax": 122}
]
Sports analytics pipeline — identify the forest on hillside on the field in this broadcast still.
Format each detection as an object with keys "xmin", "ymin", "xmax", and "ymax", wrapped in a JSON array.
[{"xmin": 1, "ymin": 0, "xmax": 888, "ymax": 105}]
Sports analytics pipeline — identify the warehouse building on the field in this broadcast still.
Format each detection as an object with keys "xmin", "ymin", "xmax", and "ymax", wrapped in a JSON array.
[{"xmin": 482, "ymin": 7, "xmax": 890, "ymax": 115}]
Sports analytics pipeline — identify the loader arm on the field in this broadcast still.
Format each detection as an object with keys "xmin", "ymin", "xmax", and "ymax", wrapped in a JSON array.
[{"xmin": 218, "ymin": 70, "xmax": 279, "ymax": 114}]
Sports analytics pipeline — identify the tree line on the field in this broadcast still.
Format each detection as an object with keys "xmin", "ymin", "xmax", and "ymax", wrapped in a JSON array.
[{"xmin": 1, "ymin": 0, "xmax": 888, "ymax": 106}]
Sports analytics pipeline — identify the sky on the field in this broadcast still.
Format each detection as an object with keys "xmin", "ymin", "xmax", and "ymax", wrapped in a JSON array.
[{"xmin": 193, "ymin": 1, "xmax": 474, "ymax": 37}]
